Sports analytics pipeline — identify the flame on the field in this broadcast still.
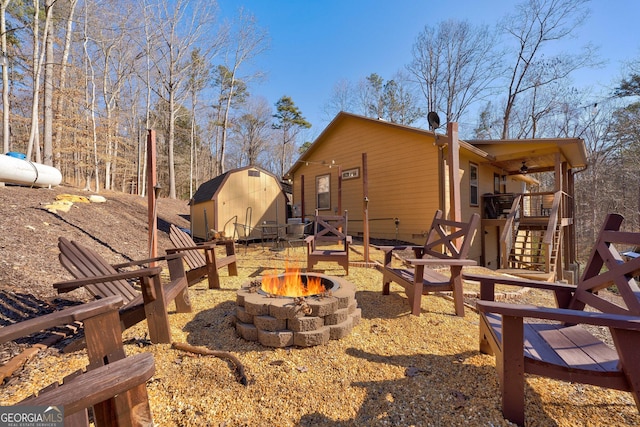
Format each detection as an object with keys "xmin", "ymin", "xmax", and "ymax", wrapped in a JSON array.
[{"xmin": 261, "ymin": 265, "xmax": 325, "ymax": 297}]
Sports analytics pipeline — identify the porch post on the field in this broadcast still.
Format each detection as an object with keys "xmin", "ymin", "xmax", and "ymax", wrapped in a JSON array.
[{"xmin": 447, "ymin": 122, "xmax": 462, "ymax": 225}]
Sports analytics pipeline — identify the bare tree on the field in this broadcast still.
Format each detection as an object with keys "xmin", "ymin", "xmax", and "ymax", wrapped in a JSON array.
[
  {"xmin": 231, "ymin": 96, "xmax": 272, "ymax": 167},
  {"xmin": 499, "ymin": 0, "xmax": 597, "ymax": 138},
  {"xmin": 214, "ymin": 8, "xmax": 268, "ymax": 174},
  {"xmin": 186, "ymin": 47, "xmax": 208, "ymax": 198},
  {"xmin": 149, "ymin": 0, "xmax": 220, "ymax": 198},
  {"xmin": 408, "ymin": 19, "xmax": 500, "ymax": 124},
  {"xmin": 1, "ymin": 0, "xmax": 10, "ymax": 154},
  {"xmin": 25, "ymin": 0, "xmax": 54, "ymax": 162},
  {"xmin": 52, "ymin": 0, "xmax": 78, "ymax": 170},
  {"xmin": 322, "ymin": 78, "xmax": 355, "ymax": 121}
]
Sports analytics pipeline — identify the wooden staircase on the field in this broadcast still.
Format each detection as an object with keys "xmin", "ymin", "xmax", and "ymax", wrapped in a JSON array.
[
  {"xmin": 498, "ymin": 191, "xmax": 566, "ymax": 282},
  {"xmin": 506, "ymin": 219, "xmax": 562, "ymax": 276}
]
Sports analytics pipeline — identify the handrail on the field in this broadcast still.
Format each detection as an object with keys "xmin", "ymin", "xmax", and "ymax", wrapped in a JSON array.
[
  {"xmin": 543, "ymin": 191, "xmax": 562, "ymax": 245},
  {"xmin": 500, "ymin": 194, "xmax": 522, "ymax": 269}
]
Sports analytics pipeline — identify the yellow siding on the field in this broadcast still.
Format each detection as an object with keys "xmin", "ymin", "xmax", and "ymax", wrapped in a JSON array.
[
  {"xmin": 292, "ymin": 117, "xmax": 441, "ymax": 244},
  {"xmin": 190, "ymin": 201, "xmax": 214, "ymax": 239},
  {"xmin": 193, "ymin": 167, "xmax": 286, "ymax": 240}
]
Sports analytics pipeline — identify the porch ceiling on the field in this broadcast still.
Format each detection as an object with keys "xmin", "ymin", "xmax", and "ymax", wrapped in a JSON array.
[{"xmin": 466, "ymin": 138, "xmax": 587, "ymax": 174}]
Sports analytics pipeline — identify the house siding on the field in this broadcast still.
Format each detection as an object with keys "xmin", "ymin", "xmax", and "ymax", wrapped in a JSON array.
[{"xmin": 291, "ymin": 116, "xmax": 442, "ymax": 244}]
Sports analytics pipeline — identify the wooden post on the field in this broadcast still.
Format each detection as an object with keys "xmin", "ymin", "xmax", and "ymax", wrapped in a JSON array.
[
  {"xmin": 337, "ymin": 165, "xmax": 342, "ymax": 215},
  {"xmin": 362, "ymin": 153, "xmax": 369, "ymax": 265},
  {"xmin": 300, "ymin": 174, "xmax": 305, "ymax": 220},
  {"xmin": 147, "ymin": 130, "xmax": 157, "ymax": 261},
  {"xmin": 447, "ymin": 122, "xmax": 461, "ymax": 224}
]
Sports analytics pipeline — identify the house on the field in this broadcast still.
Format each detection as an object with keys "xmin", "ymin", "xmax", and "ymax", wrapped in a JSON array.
[
  {"xmin": 189, "ymin": 166, "xmax": 287, "ymax": 241},
  {"xmin": 285, "ymin": 112, "xmax": 588, "ymax": 283}
]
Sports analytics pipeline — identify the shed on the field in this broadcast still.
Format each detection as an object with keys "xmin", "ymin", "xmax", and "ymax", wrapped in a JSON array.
[{"xmin": 189, "ymin": 166, "xmax": 287, "ymax": 240}]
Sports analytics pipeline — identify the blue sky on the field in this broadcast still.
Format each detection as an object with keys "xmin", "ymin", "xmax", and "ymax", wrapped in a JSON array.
[{"xmin": 216, "ymin": 0, "xmax": 640, "ymax": 140}]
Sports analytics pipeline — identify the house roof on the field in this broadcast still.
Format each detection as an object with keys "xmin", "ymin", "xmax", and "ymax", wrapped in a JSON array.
[
  {"xmin": 286, "ymin": 111, "xmax": 494, "ymax": 177},
  {"xmin": 286, "ymin": 111, "xmax": 587, "ymax": 177},
  {"xmin": 190, "ymin": 165, "xmax": 281, "ymax": 205}
]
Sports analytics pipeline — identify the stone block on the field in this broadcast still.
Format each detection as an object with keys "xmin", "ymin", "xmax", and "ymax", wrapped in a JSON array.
[
  {"xmin": 324, "ymin": 307, "xmax": 349, "ymax": 326},
  {"xmin": 243, "ymin": 293, "xmax": 271, "ymax": 316},
  {"xmin": 254, "ymin": 315, "xmax": 287, "ymax": 332},
  {"xmin": 329, "ymin": 317, "xmax": 353, "ymax": 340},
  {"xmin": 258, "ymin": 329, "xmax": 294, "ymax": 348},
  {"xmin": 293, "ymin": 326, "xmax": 330, "ymax": 347},
  {"xmin": 235, "ymin": 306, "xmax": 254, "ymax": 324},
  {"xmin": 288, "ymin": 316, "xmax": 324, "ymax": 332},
  {"xmin": 351, "ymin": 308, "xmax": 362, "ymax": 326},
  {"xmin": 307, "ymin": 297, "xmax": 338, "ymax": 317},
  {"xmin": 269, "ymin": 299, "xmax": 306, "ymax": 319},
  {"xmin": 236, "ymin": 322, "xmax": 258, "ymax": 341}
]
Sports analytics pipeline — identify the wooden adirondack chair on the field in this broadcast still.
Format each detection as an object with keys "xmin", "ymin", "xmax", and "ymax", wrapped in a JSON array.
[
  {"xmin": 464, "ymin": 213, "xmax": 640, "ymax": 426},
  {"xmin": 305, "ymin": 210, "xmax": 352, "ymax": 274},
  {"xmin": 54, "ymin": 237, "xmax": 192, "ymax": 344},
  {"xmin": 378, "ymin": 210, "xmax": 480, "ymax": 317},
  {"xmin": 1, "ymin": 295, "xmax": 155, "ymax": 426},
  {"xmin": 166, "ymin": 224, "xmax": 238, "ymax": 289}
]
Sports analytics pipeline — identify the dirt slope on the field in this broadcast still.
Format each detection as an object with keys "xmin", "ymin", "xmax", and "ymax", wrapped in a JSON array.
[{"xmin": 0, "ymin": 184, "xmax": 191, "ymax": 301}]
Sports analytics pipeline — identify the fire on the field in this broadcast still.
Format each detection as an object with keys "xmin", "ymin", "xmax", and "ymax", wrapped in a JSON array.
[{"xmin": 261, "ymin": 266, "xmax": 326, "ymax": 297}]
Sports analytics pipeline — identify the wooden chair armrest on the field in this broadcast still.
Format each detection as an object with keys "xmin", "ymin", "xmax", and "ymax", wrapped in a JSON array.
[
  {"xmin": 0, "ymin": 296, "xmax": 124, "ymax": 344},
  {"xmin": 20, "ymin": 352, "xmax": 155, "ymax": 416},
  {"xmin": 406, "ymin": 258, "xmax": 477, "ymax": 266},
  {"xmin": 463, "ymin": 273, "xmax": 576, "ymax": 291},
  {"xmin": 346, "ymin": 236, "xmax": 352, "ymax": 244},
  {"xmin": 305, "ymin": 235, "xmax": 314, "ymax": 243},
  {"xmin": 166, "ymin": 244, "xmax": 213, "ymax": 253},
  {"xmin": 464, "ymin": 273, "xmax": 577, "ymax": 306},
  {"xmin": 476, "ymin": 300, "xmax": 640, "ymax": 330},
  {"xmin": 53, "ymin": 267, "xmax": 163, "ymax": 293},
  {"xmin": 374, "ymin": 245, "xmax": 421, "ymax": 253},
  {"xmin": 112, "ymin": 253, "xmax": 184, "ymax": 269}
]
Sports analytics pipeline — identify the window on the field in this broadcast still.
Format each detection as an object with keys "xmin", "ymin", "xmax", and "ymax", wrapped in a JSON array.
[
  {"xmin": 341, "ymin": 167, "xmax": 360, "ymax": 180},
  {"xmin": 493, "ymin": 173, "xmax": 505, "ymax": 193},
  {"xmin": 316, "ymin": 174, "xmax": 330, "ymax": 210},
  {"xmin": 470, "ymin": 163, "xmax": 479, "ymax": 206}
]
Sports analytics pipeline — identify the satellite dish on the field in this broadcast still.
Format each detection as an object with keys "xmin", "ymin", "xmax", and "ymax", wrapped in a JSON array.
[{"xmin": 427, "ymin": 111, "xmax": 441, "ymax": 130}]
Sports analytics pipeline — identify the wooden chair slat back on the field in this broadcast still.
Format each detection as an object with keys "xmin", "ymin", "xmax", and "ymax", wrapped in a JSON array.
[
  {"xmin": 313, "ymin": 211, "xmax": 348, "ymax": 248},
  {"xmin": 169, "ymin": 224, "xmax": 206, "ymax": 269},
  {"xmin": 571, "ymin": 213, "xmax": 640, "ymax": 315},
  {"xmin": 423, "ymin": 210, "xmax": 480, "ymax": 260},
  {"xmin": 58, "ymin": 237, "xmax": 139, "ymax": 303}
]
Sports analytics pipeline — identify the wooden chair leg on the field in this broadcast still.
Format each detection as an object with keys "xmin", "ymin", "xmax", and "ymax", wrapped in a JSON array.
[
  {"xmin": 411, "ymin": 265, "xmax": 424, "ymax": 316},
  {"xmin": 611, "ymin": 328, "xmax": 640, "ymax": 410},
  {"xmin": 450, "ymin": 266, "xmax": 465, "ymax": 317},
  {"xmin": 225, "ymin": 242, "xmax": 238, "ymax": 277},
  {"xmin": 382, "ymin": 278, "xmax": 391, "ymax": 295},
  {"xmin": 166, "ymin": 257, "xmax": 192, "ymax": 313},
  {"xmin": 500, "ymin": 315, "xmax": 525, "ymax": 426},
  {"xmin": 142, "ymin": 276, "xmax": 172, "ymax": 344}
]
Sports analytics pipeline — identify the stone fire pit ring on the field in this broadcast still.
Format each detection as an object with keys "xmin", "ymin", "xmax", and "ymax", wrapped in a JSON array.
[{"xmin": 235, "ymin": 274, "xmax": 361, "ymax": 348}]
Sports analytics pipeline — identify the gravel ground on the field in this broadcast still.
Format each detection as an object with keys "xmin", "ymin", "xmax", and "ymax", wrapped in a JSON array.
[{"xmin": 1, "ymin": 184, "xmax": 639, "ymax": 426}]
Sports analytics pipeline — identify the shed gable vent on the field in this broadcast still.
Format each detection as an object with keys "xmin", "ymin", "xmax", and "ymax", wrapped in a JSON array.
[{"xmin": 248, "ymin": 170, "xmax": 260, "ymax": 177}]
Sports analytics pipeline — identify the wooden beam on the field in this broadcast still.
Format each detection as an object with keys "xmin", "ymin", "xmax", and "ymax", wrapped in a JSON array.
[{"xmin": 147, "ymin": 130, "xmax": 157, "ymax": 261}]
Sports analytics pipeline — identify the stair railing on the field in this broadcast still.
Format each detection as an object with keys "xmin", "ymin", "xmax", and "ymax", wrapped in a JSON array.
[{"xmin": 500, "ymin": 194, "xmax": 523, "ymax": 269}]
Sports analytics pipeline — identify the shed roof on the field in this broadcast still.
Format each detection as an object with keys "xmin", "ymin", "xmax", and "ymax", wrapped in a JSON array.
[{"xmin": 190, "ymin": 165, "xmax": 281, "ymax": 205}]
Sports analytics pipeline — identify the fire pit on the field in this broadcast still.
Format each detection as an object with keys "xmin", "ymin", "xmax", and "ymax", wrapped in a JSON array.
[{"xmin": 235, "ymin": 272, "xmax": 360, "ymax": 348}]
